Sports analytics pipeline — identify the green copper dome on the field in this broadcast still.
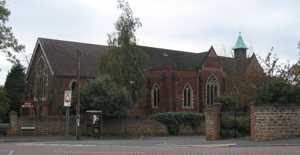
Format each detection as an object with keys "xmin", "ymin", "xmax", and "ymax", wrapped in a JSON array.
[{"xmin": 233, "ymin": 32, "xmax": 247, "ymax": 50}]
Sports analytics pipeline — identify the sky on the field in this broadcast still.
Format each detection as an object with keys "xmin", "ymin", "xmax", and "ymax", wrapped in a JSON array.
[{"xmin": 1, "ymin": 0, "xmax": 300, "ymax": 84}]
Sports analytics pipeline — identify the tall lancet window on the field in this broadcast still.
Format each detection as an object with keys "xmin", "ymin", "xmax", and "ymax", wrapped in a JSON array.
[
  {"xmin": 151, "ymin": 83, "xmax": 160, "ymax": 108},
  {"xmin": 183, "ymin": 83, "xmax": 193, "ymax": 108},
  {"xmin": 34, "ymin": 57, "xmax": 48, "ymax": 104},
  {"xmin": 206, "ymin": 74, "xmax": 219, "ymax": 105}
]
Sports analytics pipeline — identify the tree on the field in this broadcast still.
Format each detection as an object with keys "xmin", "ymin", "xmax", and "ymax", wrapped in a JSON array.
[
  {"xmin": 98, "ymin": 0, "xmax": 148, "ymax": 102},
  {"xmin": 259, "ymin": 50, "xmax": 300, "ymax": 86},
  {"xmin": 4, "ymin": 63, "xmax": 25, "ymax": 114},
  {"xmin": 0, "ymin": 0, "xmax": 24, "ymax": 64},
  {"xmin": 254, "ymin": 46, "xmax": 300, "ymax": 105},
  {"xmin": 81, "ymin": 75, "xmax": 131, "ymax": 118},
  {"xmin": 0, "ymin": 87, "xmax": 9, "ymax": 122}
]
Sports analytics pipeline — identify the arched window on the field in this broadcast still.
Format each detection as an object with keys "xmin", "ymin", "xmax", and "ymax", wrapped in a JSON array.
[
  {"xmin": 206, "ymin": 74, "xmax": 219, "ymax": 105},
  {"xmin": 183, "ymin": 84, "xmax": 193, "ymax": 108},
  {"xmin": 34, "ymin": 57, "xmax": 48, "ymax": 104},
  {"xmin": 151, "ymin": 84, "xmax": 160, "ymax": 108}
]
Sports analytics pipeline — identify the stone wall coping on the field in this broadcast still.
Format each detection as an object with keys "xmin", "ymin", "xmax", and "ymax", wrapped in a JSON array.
[{"xmin": 254, "ymin": 103, "xmax": 300, "ymax": 107}]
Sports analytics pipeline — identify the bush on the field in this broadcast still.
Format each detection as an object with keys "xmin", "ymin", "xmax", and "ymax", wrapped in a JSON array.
[
  {"xmin": 255, "ymin": 79, "xmax": 300, "ymax": 105},
  {"xmin": 216, "ymin": 96, "xmax": 239, "ymax": 111},
  {"xmin": 81, "ymin": 75, "xmax": 132, "ymax": 118},
  {"xmin": 221, "ymin": 113, "xmax": 250, "ymax": 138},
  {"xmin": 151, "ymin": 112, "xmax": 204, "ymax": 135}
]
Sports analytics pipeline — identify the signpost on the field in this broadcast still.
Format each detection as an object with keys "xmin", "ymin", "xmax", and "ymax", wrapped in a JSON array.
[
  {"xmin": 76, "ymin": 50, "xmax": 81, "ymax": 140},
  {"xmin": 64, "ymin": 90, "xmax": 72, "ymax": 136}
]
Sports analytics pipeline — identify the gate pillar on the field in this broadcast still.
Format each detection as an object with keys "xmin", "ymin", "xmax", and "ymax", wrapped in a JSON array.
[
  {"xmin": 205, "ymin": 104, "xmax": 221, "ymax": 140},
  {"xmin": 8, "ymin": 111, "xmax": 18, "ymax": 136}
]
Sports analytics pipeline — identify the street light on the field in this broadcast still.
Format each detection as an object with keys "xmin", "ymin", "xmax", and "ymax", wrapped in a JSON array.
[{"xmin": 76, "ymin": 50, "xmax": 81, "ymax": 140}]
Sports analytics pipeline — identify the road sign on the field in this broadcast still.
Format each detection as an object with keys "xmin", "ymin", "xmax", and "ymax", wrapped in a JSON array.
[
  {"xmin": 64, "ymin": 90, "xmax": 72, "ymax": 107},
  {"xmin": 21, "ymin": 102, "xmax": 34, "ymax": 108}
]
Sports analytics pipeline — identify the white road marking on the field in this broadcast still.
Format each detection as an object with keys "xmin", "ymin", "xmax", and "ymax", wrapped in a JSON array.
[
  {"xmin": 54, "ymin": 150, "xmax": 144, "ymax": 154},
  {"xmin": 175, "ymin": 143, "xmax": 237, "ymax": 148},
  {"xmin": 16, "ymin": 143, "xmax": 97, "ymax": 147},
  {"xmin": 8, "ymin": 150, "xmax": 14, "ymax": 155},
  {"xmin": 0, "ymin": 150, "xmax": 14, "ymax": 155}
]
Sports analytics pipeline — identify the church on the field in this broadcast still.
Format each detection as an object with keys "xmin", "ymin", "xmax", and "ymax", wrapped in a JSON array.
[{"xmin": 24, "ymin": 33, "xmax": 262, "ymax": 116}]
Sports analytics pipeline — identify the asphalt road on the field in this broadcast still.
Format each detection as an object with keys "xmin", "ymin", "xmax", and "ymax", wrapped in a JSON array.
[{"xmin": 1, "ymin": 142, "xmax": 300, "ymax": 155}]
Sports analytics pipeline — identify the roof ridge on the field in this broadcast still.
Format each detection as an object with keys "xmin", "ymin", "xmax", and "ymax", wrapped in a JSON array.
[
  {"xmin": 38, "ymin": 37, "xmax": 106, "ymax": 47},
  {"xmin": 173, "ymin": 51, "xmax": 208, "ymax": 58},
  {"xmin": 138, "ymin": 45, "xmax": 198, "ymax": 54},
  {"xmin": 38, "ymin": 37, "xmax": 203, "ymax": 54}
]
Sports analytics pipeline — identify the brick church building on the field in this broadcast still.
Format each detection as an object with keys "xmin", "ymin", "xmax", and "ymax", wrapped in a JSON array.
[{"xmin": 25, "ymin": 33, "xmax": 262, "ymax": 116}]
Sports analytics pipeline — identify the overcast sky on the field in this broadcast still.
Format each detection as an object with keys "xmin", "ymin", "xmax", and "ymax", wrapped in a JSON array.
[{"xmin": 1, "ymin": 0, "xmax": 300, "ymax": 84}]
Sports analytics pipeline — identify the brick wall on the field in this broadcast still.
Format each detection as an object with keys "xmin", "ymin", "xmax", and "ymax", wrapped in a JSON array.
[
  {"xmin": 101, "ymin": 118, "xmax": 168, "ymax": 136},
  {"xmin": 17, "ymin": 116, "xmax": 205, "ymax": 137},
  {"xmin": 251, "ymin": 105, "xmax": 300, "ymax": 141}
]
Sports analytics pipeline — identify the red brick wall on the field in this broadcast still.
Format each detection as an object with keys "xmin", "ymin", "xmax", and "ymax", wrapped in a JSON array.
[
  {"xmin": 17, "ymin": 116, "xmax": 205, "ymax": 136},
  {"xmin": 145, "ymin": 61, "xmax": 225, "ymax": 114},
  {"xmin": 174, "ymin": 70, "xmax": 198, "ymax": 112}
]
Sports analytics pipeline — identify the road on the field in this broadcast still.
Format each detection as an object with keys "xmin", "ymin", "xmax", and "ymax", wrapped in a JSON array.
[{"xmin": 0, "ymin": 142, "xmax": 300, "ymax": 155}]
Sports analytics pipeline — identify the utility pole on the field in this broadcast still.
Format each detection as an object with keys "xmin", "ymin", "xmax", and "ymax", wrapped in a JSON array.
[{"xmin": 76, "ymin": 50, "xmax": 81, "ymax": 140}]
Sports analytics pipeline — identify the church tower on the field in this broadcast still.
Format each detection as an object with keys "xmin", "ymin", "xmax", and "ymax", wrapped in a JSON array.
[{"xmin": 233, "ymin": 32, "xmax": 248, "ymax": 60}]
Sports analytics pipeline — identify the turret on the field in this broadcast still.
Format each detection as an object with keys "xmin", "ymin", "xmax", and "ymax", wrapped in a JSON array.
[{"xmin": 233, "ymin": 32, "xmax": 248, "ymax": 60}]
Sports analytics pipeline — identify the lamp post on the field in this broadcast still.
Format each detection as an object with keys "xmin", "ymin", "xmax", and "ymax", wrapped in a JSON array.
[{"xmin": 76, "ymin": 50, "xmax": 81, "ymax": 140}]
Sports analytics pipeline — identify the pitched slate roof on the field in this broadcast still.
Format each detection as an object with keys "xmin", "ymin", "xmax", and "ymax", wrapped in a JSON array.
[
  {"xmin": 35, "ymin": 38, "xmax": 252, "ymax": 77},
  {"xmin": 38, "ymin": 38, "xmax": 108, "ymax": 77},
  {"xmin": 219, "ymin": 56, "xmax": 252, "ymax": 74}
]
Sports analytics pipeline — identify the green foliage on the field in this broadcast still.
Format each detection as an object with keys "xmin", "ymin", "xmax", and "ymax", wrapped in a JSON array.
[
  {"xmin": 98, "ymin": 0, "xmax": 148, "ymax": 103},
  {"xmin": 0, "ymin": 87, "xmax": 9, "ymax": 122},
  {"xmin": 107, "ymin": 0, "xmax": 142, "ymax": 47},
  {"xmin": 4, "ymin": 63, "xmax": 25, "ymax": 114},
  {"xmin": 0, "ymin": 0, "xmax": 24, "ymax": 64},
  {"xmin": 81, "ymin": 75, "xmax": 132, "ymax": 118},
  {"xmin": 216, "ymin": 95, "xmax": 240, "ymax": 111},
  {"xmin": 221, "ymin": 114, "xmax": 250, "ymax": 138},
  {"xmin": 255, "ymin": 79, "xmax": 300, "ymax": 105},
  {"xmin": 151, "ymin": 112, "xmax": 204, "ymax": 135}
]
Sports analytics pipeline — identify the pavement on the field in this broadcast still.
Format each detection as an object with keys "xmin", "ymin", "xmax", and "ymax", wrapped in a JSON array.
[
  {"xmin": 1, "ymin": 136, "xmax": 300, "ymax": 155},
  {"xmin": 1, "ymin": 136, "xmax": 300, "ymax": 147}
]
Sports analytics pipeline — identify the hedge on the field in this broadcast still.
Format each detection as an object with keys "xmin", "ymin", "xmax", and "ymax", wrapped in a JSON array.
[
  {"xmin": 151, "ymin": 112, "xmax": 204, "ymax": 135},
  {"xmin": 255, "ymin": 79, "xmax": 300, "ymax": 105}
]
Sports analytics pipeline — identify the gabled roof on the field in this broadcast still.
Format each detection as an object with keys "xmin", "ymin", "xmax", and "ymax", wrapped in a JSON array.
[
  {"xmin": 38, "ymin": 38, "xmax": 108, "ymax": 77},
  {"xmin": 28, "ymin": 38, "xmax": 256, "ymax": 78}
]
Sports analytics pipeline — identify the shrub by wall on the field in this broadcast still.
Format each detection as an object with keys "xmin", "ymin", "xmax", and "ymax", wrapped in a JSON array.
[
  {"xmin": 255, "ymin": 79, "xmax": 300, "ymax": 105},
  {"xmin": 151, "ymin": 112, "xmax": 204, "ymax": 135},
  {"xmin": 220, "ymin": 113, "xmax": 250, "ymax": 138}
]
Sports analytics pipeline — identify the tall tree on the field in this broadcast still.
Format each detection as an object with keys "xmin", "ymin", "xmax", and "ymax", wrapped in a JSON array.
[
  {"xmin": 0, "ymin": 0, "xmax": 24, "ymax": 64},
  {"xmin": 98, "ymin": 0, "xmax": 148, "ymax": 102},
  {"xmin": 0, "ymin": 86, "xmax": 9, "ymax": 122},
  {"xmin": 4, "ymin": 63, "xmax": 25, "ymax": 113}
]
